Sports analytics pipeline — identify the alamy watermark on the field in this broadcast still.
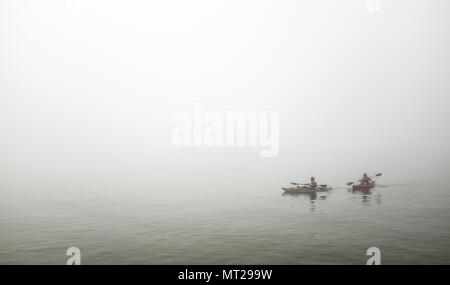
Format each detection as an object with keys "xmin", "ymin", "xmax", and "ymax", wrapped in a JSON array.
[
  {"xmin": 367, "ymin": 0, "xmax": 381, "ymax": 12},
  {"xmin": 366, "ymin": 247, "xmax": 381, "ymax": 265},
  {"xmin": 66, "ymin": 247, "xmax": 81, "ymax": 265},
  {"xmin": 62, "ymin": 246, "xmax": 379, "ymax": 264},
  {"xmin": 171, "ymin": 104, "xmax": 279, "ymax": 157}
]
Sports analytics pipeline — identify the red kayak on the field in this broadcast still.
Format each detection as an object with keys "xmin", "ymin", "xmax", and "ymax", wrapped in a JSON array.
[{"xmin": 352, "ymin": 181, "xmax": 375, "ymax": 190}]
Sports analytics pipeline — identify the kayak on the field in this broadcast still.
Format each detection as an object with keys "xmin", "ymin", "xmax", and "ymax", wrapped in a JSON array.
[
  {"xmin": 282, "ymin": 186, "xmax": 332, "ymax": 194},
  {"xmin": 352, "ymin": 181, "xmax": 375, "ymax": 190}
]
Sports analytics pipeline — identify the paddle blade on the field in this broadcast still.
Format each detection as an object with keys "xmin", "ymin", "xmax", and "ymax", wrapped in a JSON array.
[
  {"xmin": 375, "ymin": 173, "xmax": 382, "ymax": 177},
  {"xmin": 347, "ymin": 182, "xmax": 354, "ymax": 186},
  {"xmin": 291, "ymin": 182, "xmax": 298, "ymax": 185}
]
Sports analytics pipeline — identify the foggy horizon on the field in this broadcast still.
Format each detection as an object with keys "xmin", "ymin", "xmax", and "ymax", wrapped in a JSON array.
[{"xmin": 0, "ymin": 0, "xmax": 449, "ymax": 265}]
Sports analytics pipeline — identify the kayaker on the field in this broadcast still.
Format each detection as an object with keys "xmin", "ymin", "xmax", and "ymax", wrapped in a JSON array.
[
  {"xmin": 308, "ymin": 177, "xmax": 318, "ymax": 189},
  {"xmin": 360, "ymin": 173, "xmax": 372, "ymax": 185}
]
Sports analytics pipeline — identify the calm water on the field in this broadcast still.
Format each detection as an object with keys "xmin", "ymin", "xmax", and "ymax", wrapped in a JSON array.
[{"xmin": 1, "ymin": 168, "xmax": 449, "ymax": 265}]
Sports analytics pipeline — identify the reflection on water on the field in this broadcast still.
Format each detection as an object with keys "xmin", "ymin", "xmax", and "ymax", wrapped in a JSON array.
[
  {"xmin": 282, "ymin": 191, "xmax": 330, "ymax": 212},
  {"xmin": 348, "ymin": 188, "xmax": 383, "ymax": 207},
  {"xmin": 281, "ymin": 186, "xmax": 385, "ymax": 210}
]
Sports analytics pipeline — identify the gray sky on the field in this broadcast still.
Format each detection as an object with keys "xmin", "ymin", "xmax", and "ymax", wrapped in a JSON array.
[{"xmin": 1, "ymin": 0, "xmax": 449, "ymax": 195}]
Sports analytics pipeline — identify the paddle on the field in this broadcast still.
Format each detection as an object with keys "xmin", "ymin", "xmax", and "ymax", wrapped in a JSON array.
[
  {"xmin": 346, "ymin": 173, "xmax": 382, "ymax": 186},
  {"xmin": 291, "ymin": 182, "xmax": 328, "ymax": 187}
]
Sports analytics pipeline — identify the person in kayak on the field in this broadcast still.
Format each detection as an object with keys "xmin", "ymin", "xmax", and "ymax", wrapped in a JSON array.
[
  {"xmin": 359, "ymin": 173, "xmax": 372, "ymax": 185},
  {"xmin": 308, "ymin": 177, "xmax": 318, "ymax": 189}
]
